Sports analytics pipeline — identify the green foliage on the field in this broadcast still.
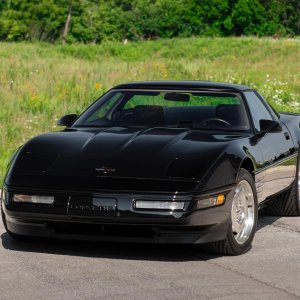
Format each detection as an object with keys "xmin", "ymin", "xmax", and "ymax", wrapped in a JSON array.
[
  {"xmin": 0, "ymin": 0, "xmax": 67, "ymax": 41},
  {"xmin": 0, "ymin": 0, "xmax": 299, "ymax": 42},
  {"xmin": 232, "ymin": 0, "xmax": 265, "ymax": 35}
]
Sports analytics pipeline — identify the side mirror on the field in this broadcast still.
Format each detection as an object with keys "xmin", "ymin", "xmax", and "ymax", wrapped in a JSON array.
[
  {"xmin": 57, "ymin": 114, "xmax": 78, "ymax": 127},
  {"xmin": 259, "ymin": 119, "xmax": 282, "ymax": 133}
]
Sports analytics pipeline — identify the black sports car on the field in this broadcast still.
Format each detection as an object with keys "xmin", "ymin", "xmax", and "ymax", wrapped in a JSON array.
[{"xmin": 1, "ymin": 81, "xmax": 300, "ymax": 255}]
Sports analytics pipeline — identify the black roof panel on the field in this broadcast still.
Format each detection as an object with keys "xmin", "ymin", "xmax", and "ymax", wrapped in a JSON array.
[{"xmin": 113, "ymin": 80, "xmax": 253, "ymax": 92}]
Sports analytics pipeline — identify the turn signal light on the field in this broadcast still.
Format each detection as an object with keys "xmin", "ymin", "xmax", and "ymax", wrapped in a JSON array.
[
  {"xmin": 216, "ymin": 194, "xmax": 225, "ymax": 205},
  {"xmin": 196, "ymin": 194, "xmax": 226, "ymax": 209}
]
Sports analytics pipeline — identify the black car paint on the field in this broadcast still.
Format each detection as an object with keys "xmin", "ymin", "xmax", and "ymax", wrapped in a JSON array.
[
  {"xmin": 2, "ymin": 81, "xmax": 300, "ymax": 244},
  {"xmin": 6, "ymin": 129, "xmax": 249, "ymax": 192}
]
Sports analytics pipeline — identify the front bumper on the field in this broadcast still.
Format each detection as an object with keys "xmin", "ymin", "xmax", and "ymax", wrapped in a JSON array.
[{"xmin": 2, "ymin": 187, "xmax": 235, "ymax": 244}]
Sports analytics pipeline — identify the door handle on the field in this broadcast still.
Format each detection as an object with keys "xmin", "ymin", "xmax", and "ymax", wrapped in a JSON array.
[{"xmin": 284, "ymin": 132, "xmax": 290, "ymax": 140}]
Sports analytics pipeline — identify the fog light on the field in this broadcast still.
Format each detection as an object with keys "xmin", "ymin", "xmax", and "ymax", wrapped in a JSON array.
[
  {"xmin": 13, "ymin": 194, "xmax": 54, "ymax": 204},
  {"xmin": 196, "ymin": 194, "xmax": 225, "ymax": 209},
  {"xmin": 135, "ymin": 200, "xmax": 185, "ymax": 211}
]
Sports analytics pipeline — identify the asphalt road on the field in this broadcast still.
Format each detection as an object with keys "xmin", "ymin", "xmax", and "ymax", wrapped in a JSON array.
[{"xmin": 0, "ymin": 215, "xmax": 300, "ymax": 300}]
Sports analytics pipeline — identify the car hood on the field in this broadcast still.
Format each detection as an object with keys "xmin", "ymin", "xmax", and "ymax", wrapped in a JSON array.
[{"xmin": 7, "ymin": 127, "xmax": 247, "ymax": 192}]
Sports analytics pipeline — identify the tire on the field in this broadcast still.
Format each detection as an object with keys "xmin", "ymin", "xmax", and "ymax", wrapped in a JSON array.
[
  {"xmin": 263, "ymin": 159, "xmax": 300, "ymax": 216},
  {"xmin": 201, "ymin": 168, "xmax": 258, "ymax": 255},
  {"xmin": 1, "ymin": 202, "xmax": 31, "ymax": 241}
]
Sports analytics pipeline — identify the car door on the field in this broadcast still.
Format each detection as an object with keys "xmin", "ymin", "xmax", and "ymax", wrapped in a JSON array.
[{"xmin": 244, "ymin": 91, "xmax": 297, "ymax": 203}]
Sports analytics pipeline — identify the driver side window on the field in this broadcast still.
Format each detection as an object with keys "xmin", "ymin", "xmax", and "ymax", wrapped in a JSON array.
[{"xmin": 244, "ymin": 92, "xmax": 274, "ymax": 132}]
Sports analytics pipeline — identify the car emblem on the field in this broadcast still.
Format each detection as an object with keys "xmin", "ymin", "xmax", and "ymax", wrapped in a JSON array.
[{"xmin": 95, "ymin": 166, "xmax": 116, "ymax": 175}]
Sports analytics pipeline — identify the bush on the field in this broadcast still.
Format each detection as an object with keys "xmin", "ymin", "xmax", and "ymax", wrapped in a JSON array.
[{"xmin": 0, "ymin": 0, "xmax": 299, "ymax": 42}]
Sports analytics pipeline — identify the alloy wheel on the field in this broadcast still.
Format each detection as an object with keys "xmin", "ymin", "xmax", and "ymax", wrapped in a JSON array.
[{"xmin": 231, "ymin": 180, "xmax": 255, "ymax": 245}]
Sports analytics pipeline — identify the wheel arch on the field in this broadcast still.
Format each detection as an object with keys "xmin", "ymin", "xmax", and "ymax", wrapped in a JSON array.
[{"xmin": 239, "ymin": 157, "xmax": 255, "ymax": 178}]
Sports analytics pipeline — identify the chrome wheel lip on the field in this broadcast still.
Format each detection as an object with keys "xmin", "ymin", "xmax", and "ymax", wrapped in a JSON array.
[{"xmin": 231, "ymin": 180, "xmax": 255, "ymax": 245}]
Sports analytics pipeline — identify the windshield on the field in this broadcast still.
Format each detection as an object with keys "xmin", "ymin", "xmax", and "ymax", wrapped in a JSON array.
[{"xmin": 73, "ymin": 90, "xmax": 250, "ymax": 132}]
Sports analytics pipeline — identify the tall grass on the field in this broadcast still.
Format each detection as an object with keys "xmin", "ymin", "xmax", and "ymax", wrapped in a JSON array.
[{"xmin": 0, "ymin": 37, "xmax": 300, "ymax": 183}]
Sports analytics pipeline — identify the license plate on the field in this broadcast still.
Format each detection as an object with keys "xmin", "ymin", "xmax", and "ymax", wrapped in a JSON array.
[{"xmin": 68, "ymin": 197, "xmax": 116, "ymax": 219}]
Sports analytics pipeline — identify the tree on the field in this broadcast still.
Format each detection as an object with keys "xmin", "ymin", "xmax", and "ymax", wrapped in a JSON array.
[
  {"xmin": 231, "ymin": 0, "xmax": 268, "ymax": 35},
  {"xmin": 62, "ymin": 0, "xmax": 72, "ymax": 41},
  {"xmin": 0, "ymin": 0, "xmax": 299, "ymax": 42}
]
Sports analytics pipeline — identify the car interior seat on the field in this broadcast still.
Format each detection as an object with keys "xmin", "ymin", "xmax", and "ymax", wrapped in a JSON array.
[
  {"xmin": 133, "ymin": 105, "xmax": 165, "ymax": 126},
  {"xmin": 216, "ymin": 104, "xmax": 249, "ymax": 127}
]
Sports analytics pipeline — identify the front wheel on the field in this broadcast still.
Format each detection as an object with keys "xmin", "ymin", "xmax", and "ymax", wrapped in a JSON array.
[{"xmin": 202, "ymin": 168, "xmax": 258, "ymax": 255}]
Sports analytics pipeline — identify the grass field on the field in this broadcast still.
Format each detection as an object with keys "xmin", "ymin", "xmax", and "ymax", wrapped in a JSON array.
[{"xmin": 0, "ymin": 37, "xmax": 300, "ymax": 183}]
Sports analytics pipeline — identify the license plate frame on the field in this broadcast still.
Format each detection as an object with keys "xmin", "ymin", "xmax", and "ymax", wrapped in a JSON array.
[{"xmin": 68, "ymin": 197, "xmax": 116, "ymax": 219}]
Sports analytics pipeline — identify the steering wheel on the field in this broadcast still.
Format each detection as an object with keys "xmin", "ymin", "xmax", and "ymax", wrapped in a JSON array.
[{"xmin": 198, "ymin": 118, "xmax": 231, "ymax": 127}]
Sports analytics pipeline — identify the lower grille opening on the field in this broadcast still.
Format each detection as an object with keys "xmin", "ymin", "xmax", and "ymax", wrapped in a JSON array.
[
  {"xmin": 48, "ymin": 223, "xmax": 214, "ymax": 239},
  {"xmin": 50, "ymin": 223, "xmax": 155, "ymax": 238}
]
